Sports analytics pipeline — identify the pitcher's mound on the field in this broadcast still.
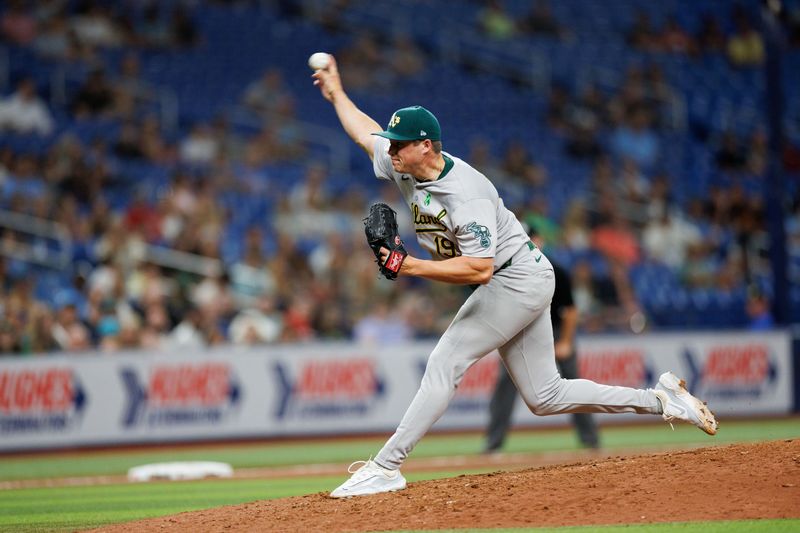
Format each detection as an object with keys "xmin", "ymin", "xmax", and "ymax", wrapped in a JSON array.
[{"xmin": 92, "ymin": 439, "xmax": 799, "ymax": 532}]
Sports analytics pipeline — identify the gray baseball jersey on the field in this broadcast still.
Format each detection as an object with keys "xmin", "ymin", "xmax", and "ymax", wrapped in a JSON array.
[
  {"xmin": 372, "ymin": 137, "xmax": 534, "ymax": 269},
  {"xmin": 370, "ymin": 136, "xmax": 662, "ymax": 470}
]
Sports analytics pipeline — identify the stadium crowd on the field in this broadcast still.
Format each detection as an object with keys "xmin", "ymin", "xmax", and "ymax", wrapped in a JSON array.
[{"xmin": 1, "ymin": 1, "xmax": 799, "ymax": 355}]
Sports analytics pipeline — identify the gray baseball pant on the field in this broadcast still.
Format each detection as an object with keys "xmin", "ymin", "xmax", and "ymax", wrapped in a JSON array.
[{"xmin": 374, "ymin": 248, "xmax": 661, "ymax": 470}]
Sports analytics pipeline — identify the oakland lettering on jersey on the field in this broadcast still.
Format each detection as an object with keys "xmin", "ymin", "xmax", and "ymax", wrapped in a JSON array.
[{"xmin": 412, "ymin": 204, "xmax": 447, "ymax": 232}]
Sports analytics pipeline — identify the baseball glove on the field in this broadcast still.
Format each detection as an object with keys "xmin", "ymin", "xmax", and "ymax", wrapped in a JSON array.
[{"xmin": 363, "ymin": 203, "xmax": 407, "ymax": 280}]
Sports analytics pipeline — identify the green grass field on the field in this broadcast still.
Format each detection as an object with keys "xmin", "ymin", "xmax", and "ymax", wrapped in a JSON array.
[{"xmin": 0, "ymin": 418, "xmax": 798, "ymax": 532}]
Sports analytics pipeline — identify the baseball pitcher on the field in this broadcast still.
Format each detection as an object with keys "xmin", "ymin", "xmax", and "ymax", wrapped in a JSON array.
[{"xmin": 311, "ymin": 55, "xmax": 717, "ymax": 498}]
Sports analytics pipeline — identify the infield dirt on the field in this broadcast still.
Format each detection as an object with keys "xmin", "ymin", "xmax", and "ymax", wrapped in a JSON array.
[{"xmin": 90, "ymin": 439, "xmax": 799, "ymax": 532}]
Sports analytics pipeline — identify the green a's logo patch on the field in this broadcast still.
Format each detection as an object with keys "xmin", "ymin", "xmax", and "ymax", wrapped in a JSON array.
[
  {"xmin": 424, "ymin": 192, "xmax": 431, "ymax": 206},
  {"xmin": 466, "ymin": 222, "xmax": 491, "ymax": 248},
  {"xmin": 389, "ymin": 114, "xmax": 401, "ymax": 128}
]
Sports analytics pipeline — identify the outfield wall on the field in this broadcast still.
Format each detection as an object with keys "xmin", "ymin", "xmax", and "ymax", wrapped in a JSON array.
[{"xmin": 0, "ymin": 330, "xmax": 793, "ymax": 451}]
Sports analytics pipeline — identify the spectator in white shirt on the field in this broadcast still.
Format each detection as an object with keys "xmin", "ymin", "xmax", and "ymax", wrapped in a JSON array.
[
  {"xmin": 0, "ymin": 78, "xmax": 54, "ymax": 136},
  {"xmin": 179, "ymin": 123, "xmax": 219, "ymax": 166}
]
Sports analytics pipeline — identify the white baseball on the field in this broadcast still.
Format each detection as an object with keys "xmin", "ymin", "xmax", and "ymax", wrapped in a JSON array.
[{"xmin": 308, "ymin": 52, "xmax": 330, "ymax": 71}]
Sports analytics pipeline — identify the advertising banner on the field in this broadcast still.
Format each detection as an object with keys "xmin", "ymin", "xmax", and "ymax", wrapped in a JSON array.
[
  {"xmin": 574, "ymin": 331, "xmax": 793, "ymax": 421},
  {"xmin": 0, "ymin": 331, "xmax": 792, "ymax": 451}
]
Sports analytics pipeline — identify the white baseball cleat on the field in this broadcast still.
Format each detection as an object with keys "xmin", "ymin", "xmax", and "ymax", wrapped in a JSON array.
[
  {"xmin": 654, "ymin": 371, "xmax": 718, "ymax": 435},
  {"xmin": 329, "ymin": 459, "xmax": 407, "ymax": 498}
]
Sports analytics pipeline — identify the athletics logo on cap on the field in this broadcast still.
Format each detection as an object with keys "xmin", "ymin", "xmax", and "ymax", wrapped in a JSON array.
[{"xmin": 374, "ymin": 106, "xmax": 441, "ymax": 142}]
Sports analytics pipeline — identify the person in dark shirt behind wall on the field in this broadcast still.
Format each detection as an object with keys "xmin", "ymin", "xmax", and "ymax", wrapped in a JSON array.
[{"xmin": 485, "ymin": 224, "xmax": 600, "ymax": 452}]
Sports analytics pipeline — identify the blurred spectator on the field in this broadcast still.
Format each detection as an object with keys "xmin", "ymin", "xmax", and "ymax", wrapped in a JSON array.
[
  {"xmin": 500, "ymin": 141, "xmax": 542, "ymax": 184},
  {"xmin": 694, "ymin": 13, "xmax": 727, "ymax": 55},
  {"xmin": 607, "ymin": 66, "xmax": 660, "ymax": 128},
  {"xmin": 727, "ymin": 9, "xmax": 765, "ymax": 67},
  {"xmin": 518, "ymin": 0, "xmax": 567, "ymax": 39},
  {"xmin": 209, "ymin": 115, "xmax": 245, "ymax": 163},
  {"xmin": 164, "ymin": 305, "xmax": 206, "ymax": 349},
  {"xmin": 587, "ymin": 154, "xmax": 615, "ymax": 201},
  {"xmin": 564, "ymin": 87, "xmax": 604, "ymax": 161},
  {"xmin": 570, "ymin": 259, "xmax": 620, "ymax": 332},
  {"xmin": 0, "ymin": 320, "xmax": 21, "ymax": 354},
  {"xmin": 71, "ymin": 69, "xmax": 115, "ymax": 117},
  {"xmin": 642, "ymin": 210, "xmax": 702, "ymax": 268},
  {"xmin": 0, "ymin": 78, "xmax": 54, "ymax": 136},
  {"xmin": 26, "ymin": 304, "xmax": 59, "ymax": 353},
  {"xmin": 137, "ymin": 2, "xmax": 170, "ymax": 49},
  {"xmin": 311, "ymin": 0, "xmax": 348, "ymax": 32},
  {"xmin": 785, "ymin": 3, "xmax": 800, "ymax": 47},
  {"xmin": 170, "ymin": 4, "xmax": 198, "ymax": 48},
  {"xmin": 714, "ymin": 131, "xmax": 748, "ymax": 172},
  {"xmin": 139, "ymin": 115, "xmax": 172, "ymax": 162},
  {"xmin": 784, "ymin": 140, "xmax": 800, "ymax": 174},
  {"xmin": 732, "ymin": 194, "xmax": 769, "ymax": 282},
  {"xmin": 242, "ymin": 69, "xmax": 292, "ymax": 117},
  {"xmin": 746, "ymin": 286, "xmax": 774, "ymax": 330},
  {"xmin": 353, "ymin": 298, "xmax": 412, "ymax": 344},
  {"xmin": 591, "ymin": 213, "xmax": 641, "ymax": 267},
  {"xmin": 627, "ymin": 10, "xmax": 658, "ymax": 51},
  {"xmin": 285, "ymin": 163, "xmax": 332, "ymax": 235},
  {"xmin": 124, "ymin": 192, "xmax": 162, "ymax": 243},
  {"xmin": 113, "ymin": 52, "xmax": 147, "ymax": 106},
  {"xmin": 308, "ymin": 233, "xmax": 352, "ymax": 281},
  {"xmin": 282, "ymin": 292, "xmax": 316, "ymax": 341},
  {"xmin": 467, "ymin": 136, "xmax": 502, "ymax": 177},
  {"xmin": 179, "ymin": 123, "xmax": 220, "ymax": 166},
  {"xmin": 229, "ymin": 294, "xmax": 283, "ymax": 344},
  {"xmin": 745, "ymin": 128, "xmax": 769, "ymax": 176},
  {"xmin": 1, "ymin": 1, "xmax": 37, "ymax": 45},
  {"xmin": 610, "ymin": 105, "xmax": 660, "ymax": 170},
  {"xmin": 192, "ymin": 271, "xmax": 236, "ymax": 323},
  {"xmin": 52, "ymin": 302, "xmax": 92, "ymax": 351},
  {"xmin": 337, "ymin": 33, "xmax": 394, "ymax": 90},
  {"xmin": 560, "ymin": 199, "xmax": 591, "ymax": 252},
  {"xmin": 228, "ymin": 227, "xmax": 277, "ymax": 307},
  {"xmin": 478, "ymin": 0, "xmax": 516, "ymax": 40},
  {"xmin": 545, "ymin": 83, "xmax": 571, "ymax": 131},
  {"xmin": 680, "ymin": 241, "xmax": 719, "ymax": 288},
  {"xmin": 270, "ymin": 96, "xmax": 307, "ymax": 160},
  {"xmin": 645, "ymin": 172, "xmax": 674, "ymax": 221},
  {"xmin": 658, "ymin": 15, "xmax": 695, "ymax": 54},
  {"xmin": 572, "ymin": 83, "xmax": 609, "ymax": 126},
  {"xmin": 522, "ymin": 197, "xmax": 559, "ymax": 246},
  {"xmin": 125, "ymin": 263, "xmax": 171, "ymax": 307},
  {"xmin": 93, "ymin": 219, "xmax": 146, "ymax": 273},
  {"xmin": 5, "ymin": 153, "xmax": 47, "ymax": 201},
  {"xmin": 399, "ymin": 290, "xmax": 450, "ymax": 339},
  {"xmin": 616, "ymin": 158, "xmax": 650, "ymax": 215},
  {"xmin": 91, "ymin": 297, "xmax": 122, "ymax": 352},
  {"xmin": 388, "ymin": 34, "xmax": 426, "ymax": 78},
  {"xmin": 139, "ymin": 301, "xmax": 173, "ymax": 349},
  {"xmin": 312, "ymin": 300, "xmax": 352, "ymax": 339},
  {"xmin": 33, "ymin": 13, "xmax": 74, "ymax": 61},
  {"xmin": 270, "ymin": 233, "xmax": 314, "ymax": 301},
  {"xmin": 243, "ymin": 124, "xmax": 282, "ymax": 166},
  {"xmin": 71, "ymin": 3, "xmax": 124, "ymax": 49},
  {"xmin": 114, "ymin": 122, "xmax": 145, "ymax": 159}
]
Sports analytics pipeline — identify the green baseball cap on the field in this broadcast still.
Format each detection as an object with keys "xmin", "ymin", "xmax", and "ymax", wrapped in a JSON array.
[{"xmin": 373, "ymin": 106, "xmax": 441, "ymax": 142}]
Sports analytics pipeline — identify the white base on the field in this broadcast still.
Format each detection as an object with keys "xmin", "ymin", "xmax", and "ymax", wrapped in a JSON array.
[{"xmin": 127, "ymin": 461, "xmax": 233, "ymax": 482}]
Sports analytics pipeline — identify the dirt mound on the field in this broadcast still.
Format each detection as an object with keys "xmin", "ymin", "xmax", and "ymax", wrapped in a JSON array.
[{"xmin": 90, "ymin": 439, "xmax": 799, "ymax": 532}]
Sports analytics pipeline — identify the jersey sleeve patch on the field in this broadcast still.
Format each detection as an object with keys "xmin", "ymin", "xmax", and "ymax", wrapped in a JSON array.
[
  {"xmin": 465, "ymin": 221, "xmax": 492, "ymax": 248},
  {"xmin": 452, "ymin": 198, "xmax": 497, "ymax": 258}
]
